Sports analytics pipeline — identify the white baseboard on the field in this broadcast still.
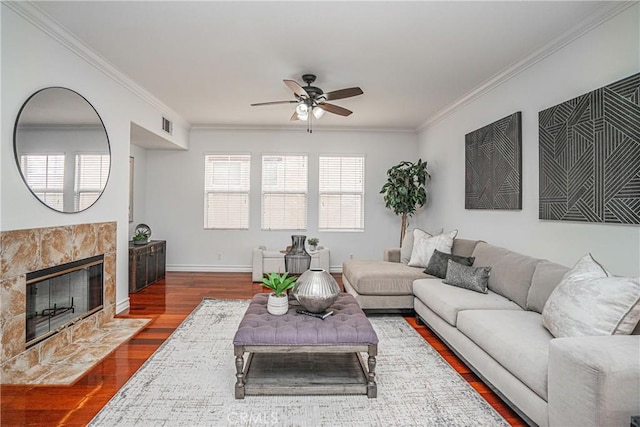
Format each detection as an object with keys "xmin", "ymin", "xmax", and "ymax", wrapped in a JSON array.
[
  {"xmin": 167, "ymin": 264, "xmax": 343, "ymax": 273},
  {"xmin": 116, "ymin": 297, "xmax": 130, "ymax": 314},
  {"xmin": 167, "ymin": 264, "xmax": 252, "ymax": 272}
]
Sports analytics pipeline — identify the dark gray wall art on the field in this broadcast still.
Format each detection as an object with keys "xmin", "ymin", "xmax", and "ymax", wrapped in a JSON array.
[
  {"xmin": 465, "ymin": 112, "xmax": 522, "ymax": 210},
  {"xmin": 539, "ymin": 73, "xmax": 640, "ymax": 224}
]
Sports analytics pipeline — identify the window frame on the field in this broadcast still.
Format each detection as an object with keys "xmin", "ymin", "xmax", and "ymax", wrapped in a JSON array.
[
  {"xmin": 19, "ymin": 153, "xmax": 66, "ymax": 210},
  {"xmin": 261, "ymin": 153, "xmax": 308, "ymax": 231},
  {"xmin": 74, "ymin": 153, "xmax": 111, "ymax": 211},
  {"xmin": 203, "ymin": 153, "xmax": 251, "ymax": 230},
  {"xmin": 318, "ymin": 154, "xmax": 365, "ymax": 232}
]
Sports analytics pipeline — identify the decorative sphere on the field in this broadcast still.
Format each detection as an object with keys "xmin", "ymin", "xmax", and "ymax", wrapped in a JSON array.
[{"xmin": 293, "ymin": 269, "xmax": 340, "ymax": 313}]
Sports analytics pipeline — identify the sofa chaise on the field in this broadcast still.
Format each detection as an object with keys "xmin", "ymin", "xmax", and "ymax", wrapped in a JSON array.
[{"xmin": 342, "ymin": 234, "xmax": 640, "ymax": 427}]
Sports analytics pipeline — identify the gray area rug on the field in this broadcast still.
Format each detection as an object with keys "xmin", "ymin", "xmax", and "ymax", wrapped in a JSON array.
[{"xmin": 90, "ymin": 298, "xmax": 507, "ymax": 427}]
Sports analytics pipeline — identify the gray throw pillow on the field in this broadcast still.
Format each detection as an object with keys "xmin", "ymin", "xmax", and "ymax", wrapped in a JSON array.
[
  {"xmin": 424, "ymin": 249, "xmax": 475, "ymax": 279},
  {"xmin": 443, "ymin": 260, "xmax": 491, "ymax": 294}
]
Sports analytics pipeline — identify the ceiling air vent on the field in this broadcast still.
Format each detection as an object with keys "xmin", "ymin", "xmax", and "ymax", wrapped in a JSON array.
[{"xmin": 162, "ymin": 117, "xmax": 172, "ymax": 135}]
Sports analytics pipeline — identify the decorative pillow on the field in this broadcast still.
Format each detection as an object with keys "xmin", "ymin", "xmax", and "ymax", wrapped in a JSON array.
[
  {"xmin": 443, "ymin": 260, "xmax": 491, "ymax": 294},
  {"xmin": 400, "ymin": 228, "xmax": 443, "ymax": 264},
  {"xmin": 424, "ymin": 249, "xmax": 475, "ymax": 279},
  {"xmin": 541, "ymin": 254, "xmax": 640, "ymax": 338},
  {"xmin": 408, "ymin": 230, "xmax": 458, "ymax": 268}
]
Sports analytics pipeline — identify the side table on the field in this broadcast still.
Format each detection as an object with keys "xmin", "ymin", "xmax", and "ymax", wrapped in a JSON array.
[{"xmin": 252, "ymin": 246, "xmax": 330, "ymax": 282}]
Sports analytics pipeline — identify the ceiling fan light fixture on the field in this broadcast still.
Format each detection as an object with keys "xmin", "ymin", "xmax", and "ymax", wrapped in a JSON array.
[
  {"xmin": 252, "ymin": 74, "xmax": 363, "ymax": 132},
  {"xmin": 295, "ymin": 102, "xmax": 308, "ymax": 115},
  {"xmin": 295, "ymin": 102, "xmax": 309, "ymax": 120}
]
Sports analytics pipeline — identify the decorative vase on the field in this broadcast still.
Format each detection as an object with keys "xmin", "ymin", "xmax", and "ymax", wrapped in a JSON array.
[
  {"xmin": 293, "ymin": 268, "xmax": 340, "ymax": 313},
  {"xmin": 267, "ymin": 293, "xmax": 289, "ymax": 315},
  {"xmin": 284, "ymin": 235, "xmax": 312, "ymax": 275}
]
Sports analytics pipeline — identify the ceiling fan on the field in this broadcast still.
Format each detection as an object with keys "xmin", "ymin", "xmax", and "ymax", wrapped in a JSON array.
[{"xmin": 251, "ymin": 74, "xmax": 363, "ymax": 133}]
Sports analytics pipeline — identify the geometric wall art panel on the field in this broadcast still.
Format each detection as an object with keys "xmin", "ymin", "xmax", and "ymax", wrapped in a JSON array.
[
  {"xmin": 465, "ymin": 112, "xmax": 522, "ymax": 210},
  {"xmin": 539, "ymin": 73, "xmax": 640, "ymax": 224}
]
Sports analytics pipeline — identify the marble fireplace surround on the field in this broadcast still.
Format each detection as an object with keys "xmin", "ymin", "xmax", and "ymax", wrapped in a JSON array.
[{"xmin": 0, "ymin": 222, "xmax": 126, "ymax": 383}]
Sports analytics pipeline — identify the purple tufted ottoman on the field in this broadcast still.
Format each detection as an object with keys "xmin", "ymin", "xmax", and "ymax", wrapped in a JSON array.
[{"xmin": 233, "ymin": 293, "xmax": 378, "ymax": 399}]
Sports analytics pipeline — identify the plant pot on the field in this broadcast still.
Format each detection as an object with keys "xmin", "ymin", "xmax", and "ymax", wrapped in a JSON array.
[
  {"xmin": 133, "ymin": 238, "xmax": 149, "ymax": 245},
  {"xmin": 267, "ymin": 293, "xmax": 289, "ymax": 315}
]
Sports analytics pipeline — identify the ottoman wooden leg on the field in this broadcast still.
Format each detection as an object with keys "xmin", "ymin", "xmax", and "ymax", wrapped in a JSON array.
[
  {"xmin": 234, "ymin": 346, "xmax": 245, "ymax": 399},
  {"xmin": 367, "ymin": 344, "xmax": 377, "ymax": 398}
]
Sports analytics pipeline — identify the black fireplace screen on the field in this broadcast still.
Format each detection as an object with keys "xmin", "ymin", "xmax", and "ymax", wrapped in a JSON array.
[{"xmin": 26, "ymin": 254, "xmax": 104, "ymax": 347}]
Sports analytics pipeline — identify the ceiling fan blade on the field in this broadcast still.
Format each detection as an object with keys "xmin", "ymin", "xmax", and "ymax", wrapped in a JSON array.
[
  {"xmin": 323, "ymin": 87, "xmax": 363, "ymax": 101},
  {"xmin": 283, "ymin": 79, "xmax": 309, "ymax": 98},
  {"xmin": 318, "ymin": 102, "xmax": 353, "ymax": 117},
  {"xmin": 290, "ymin": 111, "xmax": 300, "ymax": 121},
  {"xmin": 251, "ymin": 100, "xmax": 297, "ymax": 106}
]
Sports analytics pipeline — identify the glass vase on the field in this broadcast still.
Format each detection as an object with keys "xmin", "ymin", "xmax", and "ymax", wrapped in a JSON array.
[{"xmin": 284, "ymin": 235, "xmax": 312, "ymax": 275}]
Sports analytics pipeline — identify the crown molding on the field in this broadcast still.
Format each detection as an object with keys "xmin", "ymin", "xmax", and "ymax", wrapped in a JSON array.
[
  {"xmin": 417, "ymin": 1, "xmax": 637, "ymax": 132},
  {"xmin": 190, "ymin": 124, "xmax": 417, "ymax": 134},
  {"xmin": 4, "ymin": 1, "xmax": 191, "ymax": 131}
]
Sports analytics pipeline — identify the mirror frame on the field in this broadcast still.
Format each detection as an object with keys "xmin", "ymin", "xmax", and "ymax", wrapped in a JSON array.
[{"xmin": 13, "ymin": 87, "xmax": 111, "ymax": 214}]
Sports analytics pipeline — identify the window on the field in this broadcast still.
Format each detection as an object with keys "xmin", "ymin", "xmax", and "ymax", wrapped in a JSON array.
[
  {"xmin": 204, "ymin": 154, "xmax": 250, "ymax": 229},
  {"xmin": 19, "ymin": 154, "xmax": 65, "ymax": 210},
  {"xmin": 262, "ymin": 155, "xmax": 307, "ymax": 230},
  {"xmin": 75, "ymin": 154, "xmax": 110, "ymax": 210},
  {"xmin": 319, "ymin": 156, "xmax": 365, "ymax": 231}
]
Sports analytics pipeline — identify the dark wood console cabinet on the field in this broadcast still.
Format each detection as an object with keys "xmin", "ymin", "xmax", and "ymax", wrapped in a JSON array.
[{"xmin": 129, "ymin": 240, "xmax": 166, "ymax": 293}]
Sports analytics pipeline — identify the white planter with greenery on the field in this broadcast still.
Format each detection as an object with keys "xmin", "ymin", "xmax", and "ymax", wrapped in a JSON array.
[
  {"xmin": 308, "ymin": 237, "xmax": 319, "ymax": 252},
  {"xmin": 261, "ymin": 272, "xmax": 297, "ymax": 316},
  {"xmin": 267, "ymin": 294, "xmax": 289, "ymax": 315}
]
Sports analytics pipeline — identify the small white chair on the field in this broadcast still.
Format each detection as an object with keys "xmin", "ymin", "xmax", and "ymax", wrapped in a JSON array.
[{"xmin": 252, "ymin": 246, "xmax": 330, "ymax": 282}]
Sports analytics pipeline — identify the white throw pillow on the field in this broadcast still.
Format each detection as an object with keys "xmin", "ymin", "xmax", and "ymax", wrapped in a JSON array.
[
  {"xmin": 400, "ymin": 228, "xmax": 443, "ymax": 264},
  {"xmin": 542, "ymin": 254, "xmax": 640, "ymax": 338},
  {"xmin": 408, "ymin": 230, "xmax": 458, "ymax": 268}
]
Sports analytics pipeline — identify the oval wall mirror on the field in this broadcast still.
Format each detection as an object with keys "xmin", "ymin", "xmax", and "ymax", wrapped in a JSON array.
[{"xmin": 13, "ymin": 87, "xmax": 111, "ymax": 213}]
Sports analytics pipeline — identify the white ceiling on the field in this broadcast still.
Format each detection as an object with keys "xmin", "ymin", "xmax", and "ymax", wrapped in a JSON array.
[{"xmin": 33, "ymin": 1, "xmax": 611, "ymax": 131}]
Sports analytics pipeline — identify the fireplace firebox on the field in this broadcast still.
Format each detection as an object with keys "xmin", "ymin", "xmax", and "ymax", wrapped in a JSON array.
[{"xmin": 25, "ymin": 255, "xmax": 104, "ymax": 347}]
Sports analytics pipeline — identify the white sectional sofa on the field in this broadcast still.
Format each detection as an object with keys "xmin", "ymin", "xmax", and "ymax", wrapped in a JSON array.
[
  {"xmin": 342, "ymin": 238, "xmax": 640, "ymax": 426},
  {"xmin": 342, "ymin": 238, "xmax": 479, "ymax": 310}
]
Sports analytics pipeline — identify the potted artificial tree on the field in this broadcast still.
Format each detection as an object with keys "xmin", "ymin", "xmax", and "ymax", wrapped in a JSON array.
[
  {"xmin": 261, "ymin": 272, "xmax": 297, "ymax": 315},
  {"xmin": 380, "ymin": 159, "xmax": 430, "ymax": 245}
]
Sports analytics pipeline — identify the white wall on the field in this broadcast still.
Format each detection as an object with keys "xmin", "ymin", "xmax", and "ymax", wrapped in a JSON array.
[
  {"xmin": 128, "ymin": 143, "xmax": 148, "ymax": 237},
  {"xmin": 145, "ymin": 128, "xmax": 418, "ymax": 271},
  {"xmin": 417, "ymin": 4, "xmax": 640, "ymax": 276},
  {"xmin": 1, "ymin": 4, "xmax": 188, "ymax": 312}
]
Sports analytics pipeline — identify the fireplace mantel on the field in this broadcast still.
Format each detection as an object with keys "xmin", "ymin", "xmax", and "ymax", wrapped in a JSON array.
[{"xmin": 0, "ymin": 222, "xmax": 116, "ymax": 368}]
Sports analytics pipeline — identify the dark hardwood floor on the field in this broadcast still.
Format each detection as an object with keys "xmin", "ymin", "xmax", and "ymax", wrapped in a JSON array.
[{"xmin": 1, "ymin": 272, "xmax": 525, "ymax": 426}]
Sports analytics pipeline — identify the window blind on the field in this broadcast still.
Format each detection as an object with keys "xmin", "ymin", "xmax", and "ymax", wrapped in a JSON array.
[
  {"xmin": 75, "ymin": 154, "xmax": 110, "ymax": 210},
  {"xmin": 319, "ymin": 156, "xmax": 365, "ymax": 231},
  {"xmin": 20, "ymin": 154, "xmax": 65, "ymax": 210},
  {"xmin": 204, "ymin": 154, "xmax": 250, "ymax": 229},
  {"xmin": 261, "ymin": 155, "xmax": 308, "ymax": 230}
]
